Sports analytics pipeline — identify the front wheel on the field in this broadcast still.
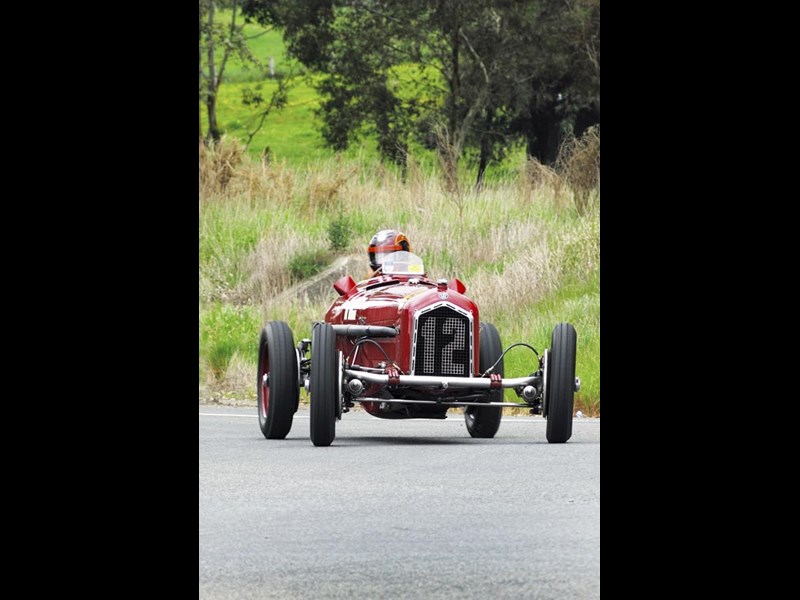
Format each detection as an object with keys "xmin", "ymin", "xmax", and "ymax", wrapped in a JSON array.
[
  {"xmin": 465, "ymin": 322, "xmax": 503, "ymax": 438},
  {"xmin": 310, "ymin": 323, "xmax": 338, "ymax": 446},
  {"xmin": 257, "ymin": 321, "xmax": 299, "ymax": 439},
  {"xmin": 545, "ymin": 322, "xmax": 577, "ymax": 443}
]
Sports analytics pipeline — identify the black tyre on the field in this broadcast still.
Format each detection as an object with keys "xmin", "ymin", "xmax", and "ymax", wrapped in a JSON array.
[
  {"xmin": 545, "ymin": 322, "xmax": 577, "ymax": 443},
  {"xmin": 257, "ymin": 321, "xmax": 299, "ymax": 440},
  {"xmin": 465, "ymin": 322, "xmax": 504, "ymax": 438},
  {"xmin": 310, "ymin": 323, "xmax": 338, "ymax": 447}
]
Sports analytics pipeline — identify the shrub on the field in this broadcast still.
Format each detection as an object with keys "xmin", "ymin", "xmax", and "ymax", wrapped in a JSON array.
[
  {"xmin": 328, "ymin": 214, "xmax": 351, "ymax": 251},
  {"xmin": 289, "ymin": 249, "xmax": 331, "ymax": 282}
]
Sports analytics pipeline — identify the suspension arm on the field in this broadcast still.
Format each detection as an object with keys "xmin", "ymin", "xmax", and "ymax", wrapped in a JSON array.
[{"xmin": 344, "ymin": 369, "xmax": 537, "ymax": 390}]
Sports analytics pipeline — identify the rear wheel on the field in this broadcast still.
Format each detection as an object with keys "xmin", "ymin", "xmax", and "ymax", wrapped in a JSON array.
[
  {"xmin": 545, "ymin": 323, "xmax": 577, "ymax": 443},
  {"xmin": 465, "ymin": 322, "xmax": 503, "ymax": 438},
  {"xmin": 257, "ymin": 321, "xmax": 299, "ymax": 439},
  {"xmin": 310, "ymin": 323, "xmax": 338, "ymax": 447}
]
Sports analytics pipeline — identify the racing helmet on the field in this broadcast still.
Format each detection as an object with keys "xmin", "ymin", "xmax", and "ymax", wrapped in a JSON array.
[{"xmin": 368, "ymin": 229, "xmax": 411, "ymax": 271}]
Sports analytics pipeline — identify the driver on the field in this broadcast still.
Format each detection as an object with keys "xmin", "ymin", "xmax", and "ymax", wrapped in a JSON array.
[{"xmin": 367, "ymin": 229, "xmax": 411, "ymax": 276}]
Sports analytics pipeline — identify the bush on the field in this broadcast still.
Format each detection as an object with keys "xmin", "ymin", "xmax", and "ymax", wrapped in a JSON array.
[
  {"xmin": 289, "ymin": 249, "xmax": 331, "ymax": 282},
  {"xmin": 328, "ymin": 214, "xmax": 351, "ymax": 251}
]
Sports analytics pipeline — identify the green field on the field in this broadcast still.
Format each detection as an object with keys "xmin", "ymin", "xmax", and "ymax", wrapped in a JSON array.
[{"xmin": 200, "ymin": 12, "xmax": 380, "ymax": 165}]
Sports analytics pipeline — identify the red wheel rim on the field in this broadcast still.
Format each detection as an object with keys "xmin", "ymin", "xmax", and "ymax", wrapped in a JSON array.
[{"xmin": 259, "ymin": 347, "xmax": 270, "ymax": 416}]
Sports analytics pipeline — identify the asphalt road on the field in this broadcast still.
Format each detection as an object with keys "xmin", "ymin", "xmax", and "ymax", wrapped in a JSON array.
[{"xmin": 199, "ymin": 405, "xmax": 600, "ymax": 599}]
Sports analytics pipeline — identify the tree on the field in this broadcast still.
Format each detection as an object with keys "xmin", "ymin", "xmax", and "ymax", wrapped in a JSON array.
[
  {"xmin": 244, "ymin": 1, "xmax": 501, "ymax": 172},
  {"xmin": 243, "ymin": 0, "xmax": 600, "ymax": 178},
  {"xmin": 507, "ymin": 0, "xmax": 601, "ymax": 164},
  {"xmin": 199, "ymin": 0, "xmax": 269, "ymax": 144}
]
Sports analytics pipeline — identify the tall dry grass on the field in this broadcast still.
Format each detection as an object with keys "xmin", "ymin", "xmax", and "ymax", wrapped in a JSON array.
[
  {"xmin": 521, "ymin": 125, "xmax": 600, "ymax": 215},
  {"xmin": 199, "ymin": 136, "xmax": 247, "ymax": 194},
  {"xmin": 556, "ymin": 125, "xmax": 600, "ymax": 214}
]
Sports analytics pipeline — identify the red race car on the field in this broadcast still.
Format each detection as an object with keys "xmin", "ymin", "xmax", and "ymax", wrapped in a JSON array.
[{"xmin": 258, "ymin": 251, "xmax": 579, "ymax": 446}]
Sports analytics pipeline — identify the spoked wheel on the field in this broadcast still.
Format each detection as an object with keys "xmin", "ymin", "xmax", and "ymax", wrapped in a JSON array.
[
  {"xmin": 257, "ymin": 321, "xmax": 299, "ymax": 439},
  {"xmin": 544, "ymin": 322, "xmax": 577, "ymax": 443},
  {"xmin": 310, "ymin": 323, "xmax": 339, "ymax": 447},
  {"xmin": 465, "ymin": 322, "xmax": 504, "ymax": 438}
]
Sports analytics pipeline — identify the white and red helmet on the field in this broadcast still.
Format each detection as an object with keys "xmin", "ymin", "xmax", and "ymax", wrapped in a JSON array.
[{"xmin": 368, "ymin": 229, "xmax": 411, "ymax": 271}]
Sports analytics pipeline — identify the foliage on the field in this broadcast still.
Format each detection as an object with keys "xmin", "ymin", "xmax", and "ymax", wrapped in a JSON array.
[
  {"xmin": 289, "ymin": 249, "xmax": 331, "ymax": 282},
  {"xmin": 241, "ymin": 0, "xmax": 600, "ymax": 180},
  {"xmin": 200, "ymin": 1, "xmax": 294, "ymax": 146},
  {"xmin": 328, "ymin": 213, "xmax": 351, "ymax": 251},
  {"xmin": 200, "ymin": 1, "xmax": 259, "ymax": 141}
]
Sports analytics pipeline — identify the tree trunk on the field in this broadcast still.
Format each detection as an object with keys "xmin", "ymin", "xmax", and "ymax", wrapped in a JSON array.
[
  {"xmin": 448, "ymin": 17, "xmax": 460, "ymax": 138},
  {"xmin": 574, "ymin": 102, "xmax": 600, "ymax": 138},
  {"xmin": 475, "ymin": 109, "xmax": 494, "ymax": 191},
  {"xmin": 527, "ymin": 109, "xmax": 563, "ymax": 166},
  {"xmin": 207, "ymin": 94, "xmax": 220, "ymax": 143},
  {"xmin": 205, "ymin": 1, "xmax": 221, "ymax": 143},
  {"xmin": 475, "ymin": 147, "xmax": 488, "ymax": 191}
]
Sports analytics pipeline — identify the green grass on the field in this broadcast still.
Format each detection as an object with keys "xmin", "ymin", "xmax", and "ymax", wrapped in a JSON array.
[
  {"xmin": 494, "ymin": 271, "xmax": 600, "ymax": 413},
  {"xmin": 224, "ymin": 27, "xmax": 290, "ymax": 83},
  {"xmin": 204, "ymin": 10, "xmax": 290, "ymax": 82},
  {"xmin": 200, "ymin": 302, "xmax": 261, "ymax": 381}
]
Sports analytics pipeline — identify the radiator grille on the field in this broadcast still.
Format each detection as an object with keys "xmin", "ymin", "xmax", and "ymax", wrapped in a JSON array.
[{"xmin": 413, "ymin": 305, "xmax": 472, "ymax": 376}]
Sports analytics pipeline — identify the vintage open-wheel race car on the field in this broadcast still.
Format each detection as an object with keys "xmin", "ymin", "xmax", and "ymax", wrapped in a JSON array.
[{"xmin": 257, "ymin": 251, "xmax": 579, "ymax": 446}]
